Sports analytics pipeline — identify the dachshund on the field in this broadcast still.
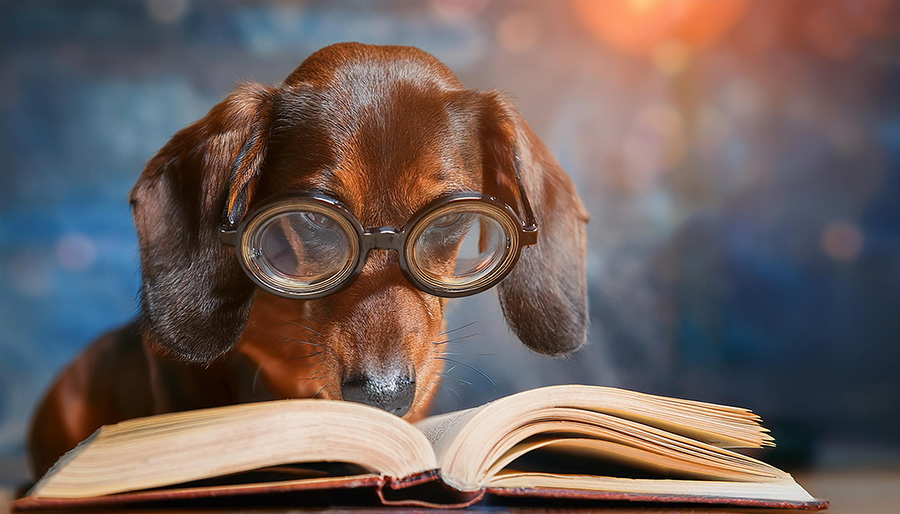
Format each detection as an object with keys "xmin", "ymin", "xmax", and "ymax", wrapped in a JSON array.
[{"xmin": 27, "ymin": 43, "xmax": 589, "ymax": 479}]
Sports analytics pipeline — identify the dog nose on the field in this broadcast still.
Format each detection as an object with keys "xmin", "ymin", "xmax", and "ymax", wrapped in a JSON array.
[{"xmin": 341, "ymin": 372, "xmax": 415, "ymax": 417}]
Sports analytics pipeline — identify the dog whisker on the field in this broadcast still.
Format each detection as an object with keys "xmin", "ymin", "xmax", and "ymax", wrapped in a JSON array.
[
  {"xmin": 269, "ymin": 312, "xmax": 326, "ymax": 337},
  {"xmin": 257, "ymin": 318, "xmax": 322, "ymax": 336},
  {"xmin": 271, "ymin": 339, "xmax": 324, "ymax": 350},
  {"xmin": 286, "ymin": 351, "xmax": 323, "ymax": 362},
  {"xmin": 432, "ymin": 332, "xmax": 481, "ymax": 346},
  {"xmin": 287, "ymin": 362, "xmax": 320, "ymax": 368},
  {"xmin": 288, "ymin": 374, "xmax": 323, "ymax": 384},
  {"xmin": 269, "ymin": 337, "xmax": 337, "ymax": 362},
  {"xmin": 436, "ymin": 351, "xmax": 499, "ymax": 357},
  {"xmin": 434, "ymin": 357, "xmax": 496, "ymax": 390},
  {"xmin": 247, "ymin": 322, "xmax": 342, "ymax": 364},
  {"xmin": 438, "ymin": 320, "xmax": 478, "ymax": 337},
  {"xmin": 288, "ymin": 372, "xmax": 324, "ymax": 383},
  {"xmin": 312, "ymin": 384, "xmax": 328, "ymax": 399},
  {"xmin": 439, "ymin": 373, "xmax": 472, "ymax": 386},
  {"xmin": 441, "ymin": 383, "xmax": 462, "ymax": 405},
  {"xmin": 434, "ymin": 367, "xmax": 474, "ymax": 389},
  {"xmin": 252, "ymin": 364, "xmax": 263, "ymax": 395},
  {"xmin": 422, "ymin": 382, "xmax": 447, "ymax": 412},
  {"xmin": 250, "ymin": 322, "xmax": 325, "ymax": 347}
]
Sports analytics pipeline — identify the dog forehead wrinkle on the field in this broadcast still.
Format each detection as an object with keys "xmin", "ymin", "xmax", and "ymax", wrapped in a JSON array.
[
  {"xmin": 329, "ymin": 164, "xmax": 444, "ymax": 227},
  {"xmin": 342, "ymin": 150, "xmax": 458, "ymax": 226},
  {"xmin": 282, "ymin": 83, "xmax": 469, "ymax": 225}
]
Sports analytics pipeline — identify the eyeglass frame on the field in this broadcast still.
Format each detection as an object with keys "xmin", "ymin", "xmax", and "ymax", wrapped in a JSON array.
[{"xmin": 218, "ymin": 177, "xmax": 538, "ymax": 300}]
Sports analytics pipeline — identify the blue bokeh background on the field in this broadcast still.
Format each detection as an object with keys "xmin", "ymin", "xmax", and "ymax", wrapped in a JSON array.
[{"xmin": 1, "ymin": 0, "xmax": 898, "ymax": 479}]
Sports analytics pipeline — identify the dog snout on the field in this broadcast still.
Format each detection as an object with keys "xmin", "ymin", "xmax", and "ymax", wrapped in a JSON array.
[{"xmin": 341, "ymin": 371, "xmax": 416, "ymax": 417}]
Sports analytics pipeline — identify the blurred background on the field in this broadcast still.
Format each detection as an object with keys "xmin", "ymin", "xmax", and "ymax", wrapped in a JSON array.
[{"xmin": 1, "ymin": 0, "xmax": 898, "ymax": 507}]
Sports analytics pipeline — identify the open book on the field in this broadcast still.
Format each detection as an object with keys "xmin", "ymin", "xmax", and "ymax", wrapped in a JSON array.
[{"xmin": 13, "ymin": 385, "xmax": 827, "ymax": 510}]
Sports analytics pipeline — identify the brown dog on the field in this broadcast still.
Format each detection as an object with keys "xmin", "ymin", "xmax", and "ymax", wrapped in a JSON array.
[{"xmin": 28, "ymin": 43, "xmax": 589, "ymax": 479}]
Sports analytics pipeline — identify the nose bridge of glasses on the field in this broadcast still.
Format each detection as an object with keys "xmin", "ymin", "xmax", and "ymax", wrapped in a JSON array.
[{"xmin": 363, "ymin": 226, "xmax": 404, "ymax": 251}]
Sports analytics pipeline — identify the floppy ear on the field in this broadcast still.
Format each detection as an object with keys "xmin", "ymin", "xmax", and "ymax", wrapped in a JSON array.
[
  {"xmin": 479, "ymin": 91, "xmax": 590, "ymax": 356},
  {"xmin": 130, "ymin": 83, "xmax": 276, "ymax": 363}
]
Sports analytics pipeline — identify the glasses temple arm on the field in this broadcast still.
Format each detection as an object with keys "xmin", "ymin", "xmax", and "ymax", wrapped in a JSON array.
[
  {"xmin": 513, "ymin": 155, "xmax": 539, "ymax": 246},
  {"xmin": 218, "ymin": 197, "xmax": 241, "ymax": 246}
]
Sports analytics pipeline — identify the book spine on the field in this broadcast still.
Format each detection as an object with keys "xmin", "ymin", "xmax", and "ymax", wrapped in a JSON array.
[{"xmin": 378, "ymin": 473, "xmax": 485, "ymax": 508}]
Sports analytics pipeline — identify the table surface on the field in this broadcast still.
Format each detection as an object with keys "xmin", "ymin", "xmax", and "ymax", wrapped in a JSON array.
[{"xmin": 3, "ymin": 468, "xmax": 899, "ymax": 514}]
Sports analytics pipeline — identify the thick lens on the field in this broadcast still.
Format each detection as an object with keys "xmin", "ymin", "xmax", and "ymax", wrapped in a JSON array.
[
  {"xmin": 245, "ymin": 209, "xmax": 355, "ymax": 293},
  {"xmin": 411, "ymin": 208, "xmax": 514, "ymax": 291}
]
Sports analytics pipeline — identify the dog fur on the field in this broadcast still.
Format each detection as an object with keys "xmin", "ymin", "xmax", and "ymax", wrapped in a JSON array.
[{"xmin": 28, "ymin": 43, "xmax": 589, "ymax": 478}]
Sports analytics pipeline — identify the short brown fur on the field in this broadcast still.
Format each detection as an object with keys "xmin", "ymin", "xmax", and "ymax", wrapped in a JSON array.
[{"xmin": 28, "ymin": 43, "xmax": 589, "ymax": 479}]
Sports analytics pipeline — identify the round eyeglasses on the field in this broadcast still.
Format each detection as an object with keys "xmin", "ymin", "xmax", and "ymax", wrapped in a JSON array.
[{"xmin": 219, "ymin": 192, "xmax": 538, "ymax": 299}]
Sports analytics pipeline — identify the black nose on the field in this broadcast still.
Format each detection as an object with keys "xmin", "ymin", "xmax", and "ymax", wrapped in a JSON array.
[{"xmin": 341, "ymin": 372, "xmax": 415, "ymax": 417}]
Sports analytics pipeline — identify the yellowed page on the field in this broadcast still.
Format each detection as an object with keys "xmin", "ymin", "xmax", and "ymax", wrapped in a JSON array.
[
  {"xmin": 485, "ymin": 438, "xmax": 766, "ymax": 481},
  {"xmin": 425, "ymin": 385, "xmax": 774, "ymax": 491},
  {"xmin": 414, "ymin": 406, "xmax": 485, "ymax": 460},
  {"xmin": 33, "ymin": 400, "xmax": 436, "ymax": 499},
  {"xmin": 473, "ymin": 409, "xmax": 778, "ymax": 480},
  {"xmin": 488, "ymin": 472, "xmax": 816, "ymax": 504}
]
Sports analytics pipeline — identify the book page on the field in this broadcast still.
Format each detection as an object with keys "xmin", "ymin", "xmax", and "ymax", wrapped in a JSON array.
[
  {"xmin": 488, "ymin": 473, "xmax": 817, "ymax": 504},
  {"xmin": 484, "ymin": 437, "xmax": 774, "ymax": 482},
  {"xmin": 32, "ymin": 400, "xmax": 438, "ymax": 499},
  {"xmin": 426, "ymin": 385, "xmax": 775, "ymax": 491},
  {"xmin": 413, "ymin": 405, "xmax": 484, "ymax": 461}
]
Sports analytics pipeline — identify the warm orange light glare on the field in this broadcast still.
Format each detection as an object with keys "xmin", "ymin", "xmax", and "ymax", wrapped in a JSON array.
[{"xmin": 571, "ymin": 0, "xmax": 750, "ymax": 57}]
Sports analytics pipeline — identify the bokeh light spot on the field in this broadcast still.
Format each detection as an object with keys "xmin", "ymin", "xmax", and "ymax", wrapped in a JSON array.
[
  {"xmin": 652, "ymin": 40, "xmax": 690, "ymax": 74},
  {"xmin": 723, "ymin": 77, "xmax": 764, "ymax": 119},
  {"xmin": 620, "ymin": 102, "xmax": 686, "ymax": 192},
  {"xmin": 497, "ymin": 11, "xmax": 541, "ymax": 53},
  {"xmin": 428, "ymin": 0, "xmax": 488, "ymax": 21},
  {"xmin": 846, "ymin": 0, "xmax": 900, "ymax": 37},
  {"xmin": 806, "ymin": 5, "xmax": 858, "ymax": 61},
  {"xmin": 830, "ymin": 122, "xmax": 867, "ymax": 157},
  {"xmin": 821, "ymin": 222, "xmax": 864, "ymax": 262},
  {"xmin": 571, "ymin": 0, "xmax": 749, "ymax": 57},
  {"xmin": 56, "ymin": 234, "xmax": 98, "ymax": 272},
  {"xmin": 145, "ymin": 0, "xmax": 190, "ymax": 25},
  {"xmin": 7, "ymin": 250, "xmax": 53, "ymax": 298},
  {"xmin": 697, "ymin": 107, "xmax": 731, "ymax": 150}
]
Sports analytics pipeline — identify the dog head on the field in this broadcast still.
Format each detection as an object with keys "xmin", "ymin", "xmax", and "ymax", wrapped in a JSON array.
[{"xmin": 130, "ymin": 43, "xmax": 589, "ymax": 418}]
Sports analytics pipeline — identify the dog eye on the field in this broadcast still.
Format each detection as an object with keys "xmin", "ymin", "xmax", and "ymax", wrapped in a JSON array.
[
  {"xmin": 430, "ymin": 212, "xmax": 464, "ymax": 229},
  {"xmin": 411, "ymin": 211, "xmax": 513, "ymax": 290},
  {"xmin": 417, "ymin": 212, "xmax": 478, "ymax": 258},
  {"xmin": 303, "ymin": 212, "xmax": 336, "ymax": 229}
]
